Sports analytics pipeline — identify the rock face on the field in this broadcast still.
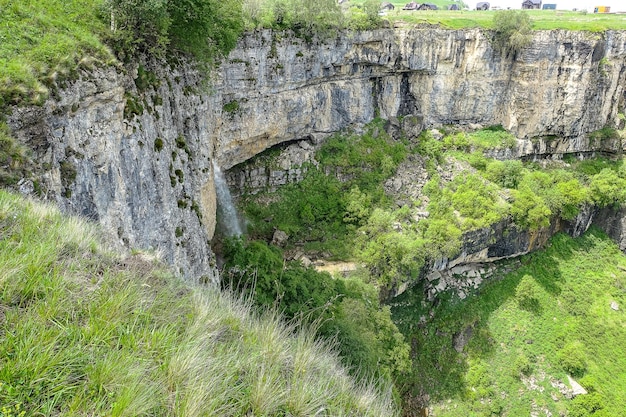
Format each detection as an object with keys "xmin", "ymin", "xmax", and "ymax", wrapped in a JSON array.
[
  {"xmin": 7, "ymin": 28, "xmax": 626, "ymax": 280},
  {"xmin": 8, "ymin": 65, "xmax": 220, "ymax": 282},
  {"xmin": 217, "ymin": 29, "xmax": 626, "ymax": 169}
]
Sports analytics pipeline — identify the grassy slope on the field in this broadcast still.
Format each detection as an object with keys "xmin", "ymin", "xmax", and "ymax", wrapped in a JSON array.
[
  {"xmin": 0, "ymin": 0, "xmax": 113, "ymax": 109},
  {"xmin": 392, "ymin": 229, "xmax": 626, "ymax": 416},
  {"xmin": 0, "ymin": 190, "xmax": 398, "ymax": 416}
]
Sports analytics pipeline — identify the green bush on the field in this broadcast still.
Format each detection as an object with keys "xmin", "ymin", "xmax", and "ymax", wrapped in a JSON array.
[
  {"xmin": 568, "ymin": 392, "xmax": 606, "ymax": 417},
  {"xmin": 510, "ymin": 185, "xmax": 552, "ymax": 230},
  {"xmin": 492, "ymin": 10, "xmax": 533, "ymax": 54},
  {"xmin": 357, "ymin": 208, "xmax": 428, "ymax": 284},
  {"xmin": 512, "ymin": 354, "xmax": 533, "ymax": 378},
  {"xmin": 515, "ymin": 275, "xmax": 541, "ymax": 313},
  {"xmin": 485, "ymin": 160, "xmax": 523, "ymax": 189},
  {"xmin": 346, "ymin": 0, "xmax": 382, "ymax": 30},
  {"xmin": 589, "ymin": 168, "xmax": 626, "ymax": 208},
  {"xmin": 558, "ymin": 341, "xmax": 588, "ymax": 378}
]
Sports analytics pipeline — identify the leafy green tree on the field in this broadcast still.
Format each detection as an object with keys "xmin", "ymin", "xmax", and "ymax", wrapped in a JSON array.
[
  {"xmin": 346, "ymin": 0, "xmax": 382, "ymax": 30},
  {"xmin": 104, "ymin": 0, "xmax": 172, "ymax": 58},
  {"xmin": 510, "ymin": 184, "xmax": 552, "ymax": 230},
  {"xmin": 168, "ymin": 0, "xmax": 244, "ymax": 59},
  {"xmin": 554, "ymin": 178, "xmax": 590, "ymax": 219},
  {"xmin": 558, "ymin": 341, "xmax": 588, "ymax": 378},
  {"xmin": 245, "ymin": 0, "xmax": 343, "ymax": 37},
  {"xmin": 344, "ymin": 185, "xmax": 372, "ymax": 225},
  {"xmin": 589, "ymin": 168, "xmax": 626, "ymax": 207},
  {"xmin": 356, "ymin": 208, "xmax": 426, "ymax": 284},
  {"xmin": 492, "ymin": 10, "xmax": 533, "ymax": 55},
  {"xmin": 485, "ymin": 160, "xmax": 524, "ymax": 189}
]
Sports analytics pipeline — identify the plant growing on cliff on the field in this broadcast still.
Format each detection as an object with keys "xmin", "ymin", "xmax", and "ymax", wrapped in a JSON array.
[
  {"xmin": 0, "ymin": 123, "xmax": 28, "ymax": 187},
  {"xmin": 492, "ymin": 10, "xmax": 533, "ymax": 55},
  {"xmin": 102, "ymin": 0, "xmax": 243, "ymax": 61}
]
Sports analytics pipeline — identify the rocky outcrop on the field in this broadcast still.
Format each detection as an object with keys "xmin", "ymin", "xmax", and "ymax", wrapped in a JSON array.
[{"xmin": 6, "ymin": 28, "xmax": 626, "ymax": 281}]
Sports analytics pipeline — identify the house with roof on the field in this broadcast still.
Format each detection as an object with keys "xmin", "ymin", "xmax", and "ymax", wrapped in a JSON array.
[
  {"xmin": 448, "ymin": 4, "xmax": 460, "ymax": 10},
  {"xmin": 476, "ymin": 2, "xmax": 490, "ymax": 10},
  {"xmin": 522, "ymin": 0, "xmax": 542, "ymax": 9},
  {"xmin": 418, "ymin": 3, "xmax": 438, "ymax": 10},
  {"xmin": 403, "ymin": 1, "xmax": 420, "ymax": 10}
]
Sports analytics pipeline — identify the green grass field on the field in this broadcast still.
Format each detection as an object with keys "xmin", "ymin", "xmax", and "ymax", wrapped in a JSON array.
[
  {"xmin": 392, "ymin": 229, "xmax": 626, "ymax": 416},
  {"xmin": 383, "ymin": 9, "xmax": 626, "ymax": 31}
]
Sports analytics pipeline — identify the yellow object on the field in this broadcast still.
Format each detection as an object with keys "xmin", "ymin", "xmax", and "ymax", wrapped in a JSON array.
[{"xmin": 594, "ymin": 6, "xmax": 611, "ymax": 13}]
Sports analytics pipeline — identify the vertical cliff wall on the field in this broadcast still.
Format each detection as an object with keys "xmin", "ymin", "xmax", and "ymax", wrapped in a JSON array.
[{"xmin": 7, "ymin": 28, "xmax": 626, "ymax": 280}]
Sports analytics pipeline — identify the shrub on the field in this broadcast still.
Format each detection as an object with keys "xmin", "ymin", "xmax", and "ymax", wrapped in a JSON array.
[
  {"xmin": 492, "ymin": 10, "xmax": 533, "ymax": 55},
  {"xmin": 589, "ymin": 168, "xmax": 626, "ymax": 207},
  {"xmin": 557, "ymin": 341, "xmax": 588, "ymax": 377},
  {"xmin": 513, "ymin": 354, "xmax": 534, "ymax": 378},
  {"xmin": 568, "ymin": 392, "xmax": 606, "ymax": 417},
  {"xmin": 510, "ymin": 185, "xmax": 552, "ymax": 230},
  {"xmin": 485, "ymin": 160, "xmax": 523, "ymax": 189},
  {"xmin": 346, "ymin": 0, "xmax": 382, "ymax": 30}
]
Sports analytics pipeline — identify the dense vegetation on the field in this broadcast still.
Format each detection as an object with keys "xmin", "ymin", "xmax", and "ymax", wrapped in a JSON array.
[
  {"xmin": 0, "ymin": 190, "xmax": 398, "ymax": 416},
  {"xmin": 221, "ymin": 237, "xmax": 411, "ymax": 381},
  {"xmin": 393, "ymin": 228, "xmax": 626, "ymax": 416},
  {"xmin": 241, "ymin": 121, "xmax": 626, "ymax": 289}
]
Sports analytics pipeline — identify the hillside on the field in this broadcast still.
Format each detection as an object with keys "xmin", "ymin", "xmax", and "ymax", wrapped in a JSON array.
[
  {"xmin": 0, "ymin": 190, "xmax": 398, "ymax": 416},
  {"xmin": 392, "ymin": 229, "xmax": 626, "ymax": 416}
]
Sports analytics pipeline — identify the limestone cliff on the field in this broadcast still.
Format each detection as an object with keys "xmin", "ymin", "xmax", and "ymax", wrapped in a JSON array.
[{"xmin": 7, "ymin": 28, "xmax": 626, "ymax": 280}]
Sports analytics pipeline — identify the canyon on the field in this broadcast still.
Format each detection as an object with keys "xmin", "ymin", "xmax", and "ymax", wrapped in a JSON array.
[{"xmin": 6, "ymin": 27, "xmax": 626, "ymax": 283}]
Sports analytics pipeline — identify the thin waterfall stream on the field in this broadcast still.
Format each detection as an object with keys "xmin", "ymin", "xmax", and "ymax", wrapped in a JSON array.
[{"xmin": 213, "ymin": 161, "xmax": 243, "ymax": 237}]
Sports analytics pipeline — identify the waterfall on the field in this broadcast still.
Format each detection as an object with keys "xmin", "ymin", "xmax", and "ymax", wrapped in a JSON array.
[{"xmin": 213, "ymin": 161, "xmax": 243, "ymax": 237}]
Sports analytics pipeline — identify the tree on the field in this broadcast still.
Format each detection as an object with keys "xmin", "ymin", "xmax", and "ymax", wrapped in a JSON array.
[
  {"xmin": 492, "ymin": 10, "xmax": 533, "ymax": 55},
  {"xmin": 589, "ymin": 168, "xmax": 626, "ymax": 208}
]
